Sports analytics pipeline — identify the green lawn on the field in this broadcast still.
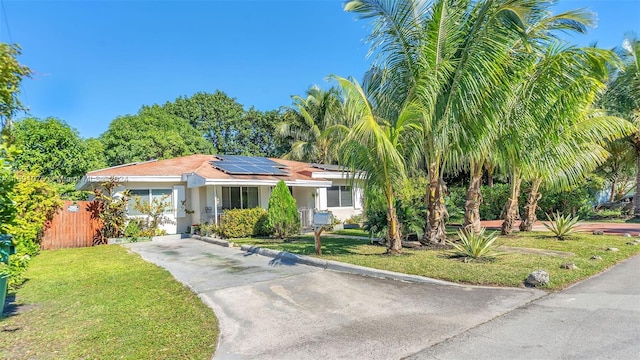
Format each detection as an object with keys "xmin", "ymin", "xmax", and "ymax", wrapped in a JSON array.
[
  {"xmin": 231, "ymin": 231, "xmax": 640, "ymax": 290},
  {"xmin": 329, "ymin": 228, "xmax": 370, "ymax": 237},
  {"xmin": 0, "ymin": 245, "xmax": 218, "ymax": 359}
]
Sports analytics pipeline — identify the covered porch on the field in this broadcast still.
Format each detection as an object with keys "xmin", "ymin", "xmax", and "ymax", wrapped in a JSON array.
[{"xmin": 185, "ymin": 175, "xmax": 332, "ymax": 228}]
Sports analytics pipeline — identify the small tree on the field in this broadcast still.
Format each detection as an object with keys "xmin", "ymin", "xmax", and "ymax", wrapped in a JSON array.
[
  {"xmin": 267, "ymin": 180, "xmax": 300, "ymax": 238},
  {"xmin": 131, "ymin": 194, "xmax": 175, "ymax": 237},
  {"xmin": 88, "ymin": 178, "xmax": 129, "ymax": 244}
]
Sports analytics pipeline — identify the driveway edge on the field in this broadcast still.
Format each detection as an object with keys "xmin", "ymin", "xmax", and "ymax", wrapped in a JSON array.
[{"xmin": 240, "ymin": 244, "xmax": 471, "ymax": 287}]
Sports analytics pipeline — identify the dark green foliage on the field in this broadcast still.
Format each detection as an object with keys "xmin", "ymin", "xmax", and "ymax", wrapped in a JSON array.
[
  {"xmin": 101, "ymin": 105, "xmax": 213, "ymax": 166},
  {"xmin": 364, "ymin": 176, "xmax": 428, "ymax": 239},
  {"xmin": 445, "ymin": 186, "xmax": 466, "ymax": 223},
  {"xmin": 162, "ymin": 91, "xmax": 287, "ymax": 157},
  {"xmin": 267, "ymin": 181, "xmax": 300, "ymax": 238},
  {"xmin": 217, "ymin": 208, "xmax": 270, "ymax": 238},
  {"xmin": 11, "ymin": 117, "xmax": 98, "ymax": 179},
  {"xmin": 478, "ymin": 184, "xmax": 511, "ymax": 220},
  {"xmin": 536, "ymin": 177, "xmax": 603, "ymax": 219}
]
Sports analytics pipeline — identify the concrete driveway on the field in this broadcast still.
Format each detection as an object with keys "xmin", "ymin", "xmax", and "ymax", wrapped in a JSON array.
[
  {"xmin": 407, "ymin": 255, "xmax": 640, "ymax": 360},
  {"xmin": 126, "ymin": 238, "xmax": 543, "ymax": 359}
]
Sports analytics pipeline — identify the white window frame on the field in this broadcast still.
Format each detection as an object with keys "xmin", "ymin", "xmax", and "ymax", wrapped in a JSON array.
[
  {"xmin": 327, "ymin": 185, "xmax": 353, "ymax": 208},
  {"xmin": 221, "ymin": 186, "xmax": 259, "ymax": 210}
]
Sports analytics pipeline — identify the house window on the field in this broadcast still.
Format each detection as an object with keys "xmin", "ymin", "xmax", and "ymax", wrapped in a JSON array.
[
  {"xmin": 327, "ymin": 186, "xmax": 353, "ymax": 207},
  {"xmin": 128, "ymin": 189, "xmax": 173, "ymax": 215},
  {"xmin": 221, "ymin": 186, "xmax": 259, "ymax": 209}
]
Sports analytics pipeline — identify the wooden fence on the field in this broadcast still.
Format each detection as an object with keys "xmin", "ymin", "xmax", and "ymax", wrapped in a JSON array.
[{"xmin": 41, "ymin": 200, "xmax": 102, "ymax": 250}]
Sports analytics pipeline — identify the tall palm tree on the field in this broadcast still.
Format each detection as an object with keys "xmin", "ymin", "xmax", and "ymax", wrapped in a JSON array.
[
  {"xmin": 603, "ymin": 35, "xmax": 640, "ymax": 215},
  {"xmin": 346, "ymin": 0, "xmax": 542, "ymax": 244},
  {"xmin": 334, "ymin": 75, "xmax": 421, "ymax": 254},
  {"xmin": 461, "ymin": 5, "xmax": 597, "ymax": 234},
  {"xmin": 498, "ymin": 45, "xmax": 630, "ymax": 234},
  {"xmin": 277, "ymin": 86, "xmax": 348, "ymax": 164}
]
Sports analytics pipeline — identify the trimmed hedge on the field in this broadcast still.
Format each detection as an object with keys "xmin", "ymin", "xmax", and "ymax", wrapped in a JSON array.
[{"xmin": 217, "ymin": 208, "xmax": 270, "ymax": 238}]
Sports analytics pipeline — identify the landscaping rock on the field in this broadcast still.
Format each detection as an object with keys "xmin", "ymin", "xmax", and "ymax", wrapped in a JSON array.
[
  {"xmin": 624, "ymin": 233, "xmax": 632, "ymax": 237},
  {"xmin": 526, "ymin": 270, "xmax": 549, "ymax": 287},
  {"xmin": 607, "ymin": 247, "xmax": 619, "ymax": 252},
  {"xmin": 560, "ymin": 263, "xmax": 578, "ymax": 270},
  {"xmin": 591, "ymin": 255, "xmax": 603, "ymax": 260},
  {"xmin": 592, "ymin": 231, "xmax": 604, "ymax": 235}
]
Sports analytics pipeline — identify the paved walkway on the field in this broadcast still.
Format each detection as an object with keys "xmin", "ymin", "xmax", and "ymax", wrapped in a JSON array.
[
  {"xmin": 406, "ymin": 255, "xmax": 640, "ymax": 359},
  {"xmin": 126, "ymin": 239, "xmax": 544, "ymax": 360},
  {"xmin": 481, "ymin": 220, "xmax": 640, "ymax": 235}
]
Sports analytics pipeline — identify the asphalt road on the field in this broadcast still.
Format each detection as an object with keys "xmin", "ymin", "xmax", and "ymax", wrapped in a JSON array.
[
  {"xmin": 126, "ymin": 238, "xmax": 544, "ymax": 360},
  {"xmin": 406, "ymin": 255, "xmax": 640, "ymax": 360}
]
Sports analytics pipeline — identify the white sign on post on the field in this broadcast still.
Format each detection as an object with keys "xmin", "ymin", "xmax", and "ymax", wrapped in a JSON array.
[{"xmin": 312, "ymin": 212, "xmax": 333, "ymax": 226}]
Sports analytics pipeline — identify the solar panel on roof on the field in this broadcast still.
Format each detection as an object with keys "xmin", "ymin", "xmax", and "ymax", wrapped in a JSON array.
[
  {"xmin": 211, "ymin": 155, "xmax": 289, "ymax": 175},
  {"xmin": 311, "ymin": 164, "xmax": 344, "ymax": 171}
]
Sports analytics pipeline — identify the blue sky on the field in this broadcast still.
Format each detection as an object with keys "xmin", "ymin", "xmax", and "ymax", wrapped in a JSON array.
[{"xmin": 2, "ymin": 0, "xmax": 639, "ymax": 139}]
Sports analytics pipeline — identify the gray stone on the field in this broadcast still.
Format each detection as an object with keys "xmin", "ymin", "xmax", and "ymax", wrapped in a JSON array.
[
  {"xmin": 526, "ymin": 270, "xmax": 550, "ymax": 286},
  {"xmin": 624, "ymin": 233, "xmax": 632, "ymax": 237},
  {"xmin": 607, "ymin": 247, "xmax": 620, "ymax": 252},
  {"xmin": 591, "ymin": 255, "xmax": 603, "ymax": 260},
  {"xmin": 592, "ymin": 231, "xmax": 604, "ymax": 235},
  {"xmin": 560, "ymin": 263, "xmax": 578, "ymax": 270}
]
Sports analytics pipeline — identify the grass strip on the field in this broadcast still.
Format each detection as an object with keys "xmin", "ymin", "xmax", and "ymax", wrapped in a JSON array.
[{"xmin": 231, "ymin": 231, "xmax": 640, "ymax": 290}]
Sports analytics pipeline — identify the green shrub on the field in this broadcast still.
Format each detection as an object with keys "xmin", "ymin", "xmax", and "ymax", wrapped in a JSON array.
[
  {"xmin": 6, "ymin": 171, "xmax": 62, "ymax": 287},
  {"xmin": 365, "ymin": 176, "xmax": 428, "ymax": 240},
  {"xmin": 445, "ymin": 186, "xmax": 466, "ymax": 223},
  {"xmin": 344, "ymin": 213, "xmax": 365, "ymax": 225},
  {"xmin": 536, "ymin": 179, "xmax": 601, "ymax": 219},
  {"xmin": 218, "ymin": 208, "xmax": 270, "ymax": 238},
  {"xmin": 447, "ymin": 228, "xmax": 500, "ymax": 261},
  {"xmin": 544, "ymin": 212, "xmax": 580, "ymax": 240},
  {"xmin": 124, "ymin": 220, "xmax": 142, "ymax": 242},
  {"xmin": 200, "ymin": 223, "xmax": 218, "ymax": 237},
  {"xmin": 89, "ymin": 178, "xmax": 129, "ymax": 242},
  {"xmin": 131, "ymin": 194, "xmax": 174, "ymax": 236},
  {"xmin": 479, "ymin": 184, "xmax": 511, "ymax": 220},
  {"xmin": 267, "ymin": 180, "xmax": 300, "ymax": 238}
]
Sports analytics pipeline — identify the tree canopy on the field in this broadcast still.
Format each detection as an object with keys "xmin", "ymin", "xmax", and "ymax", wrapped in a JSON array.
[
  {"xmin": 162, "ymin": 91, "xmax": 286, "ymax": 157},
  {"xmin": 0, "ymin": 43, "xmax": 32, "ymax": 128},
  {"xmin": 11, "ymin": 117, "xmax": 100, "ymax": 179},
  {"xmin": 100, "ymin": 105, "xmax": 213, "ymax": 166}
]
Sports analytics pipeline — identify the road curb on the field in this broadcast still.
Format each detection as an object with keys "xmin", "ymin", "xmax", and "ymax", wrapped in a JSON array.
[{"xmin": 240, "ymin": 244, "xmax": 460, "ymax": 286}]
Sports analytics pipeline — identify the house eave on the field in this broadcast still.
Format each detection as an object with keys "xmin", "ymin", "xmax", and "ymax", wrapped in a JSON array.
[{"xmin": 76, "ymin": 175, "xmax": 183, "ymax": 190}]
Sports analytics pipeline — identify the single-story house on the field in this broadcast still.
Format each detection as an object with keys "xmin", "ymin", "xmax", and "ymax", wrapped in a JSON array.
[{"xmin": 76, "ymin": 154, "xmax": 363, "ymax": 234}]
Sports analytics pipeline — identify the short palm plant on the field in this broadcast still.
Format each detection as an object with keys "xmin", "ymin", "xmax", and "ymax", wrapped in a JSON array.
[
  {"xmin": 447, "ymin": 228, "xmax": 500, "ymax": 262},
  {"xmin": 544, "ymin": 212, "xmax": 580, "ymax": 240}
]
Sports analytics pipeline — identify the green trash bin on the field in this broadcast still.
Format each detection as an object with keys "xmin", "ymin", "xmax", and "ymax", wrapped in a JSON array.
[{"xmin": 0, "ymin": 234, "xmax": 15, "ymax": 316}]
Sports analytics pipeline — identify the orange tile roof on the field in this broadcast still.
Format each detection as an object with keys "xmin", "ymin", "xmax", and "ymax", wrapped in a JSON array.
[{"xmin": 85, "ymin": 154, "xmax": 330, "ymax": 182}]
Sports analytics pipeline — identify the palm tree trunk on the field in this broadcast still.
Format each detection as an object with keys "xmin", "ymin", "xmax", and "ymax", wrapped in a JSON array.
[
  {"xmin": 634, "ymin": 143, "xmax": 640, "ymax": 216},
  {"xmin": 609, "ymin": 178, "xmax": 617, "ymax": 202},
  {"xmin": 423, "ymin": 163, "xmax": 448, "ymax": 244},
  {"xmin": 486, "ymin": 162, "xmax": 494, "ymax": 187},
  {"xmin": 519, "ymin": 178, "xmax": 542, "ymax": 232},
  {"xmin": 463, "ymin": 161, "xmax": 483, "ymax": 233},
  {"xmin": 386, "ymin": 188, "xmax": 402, "ymax": 254},
  {"xmin": 501, "ymin": 172, "xmax": 521, "ymax": 235}
]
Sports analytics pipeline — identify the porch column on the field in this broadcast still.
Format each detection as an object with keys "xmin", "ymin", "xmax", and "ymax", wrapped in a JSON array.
[{"xmin": 191, "ymin": 187, "xmax": 201, "ymax": 224}]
